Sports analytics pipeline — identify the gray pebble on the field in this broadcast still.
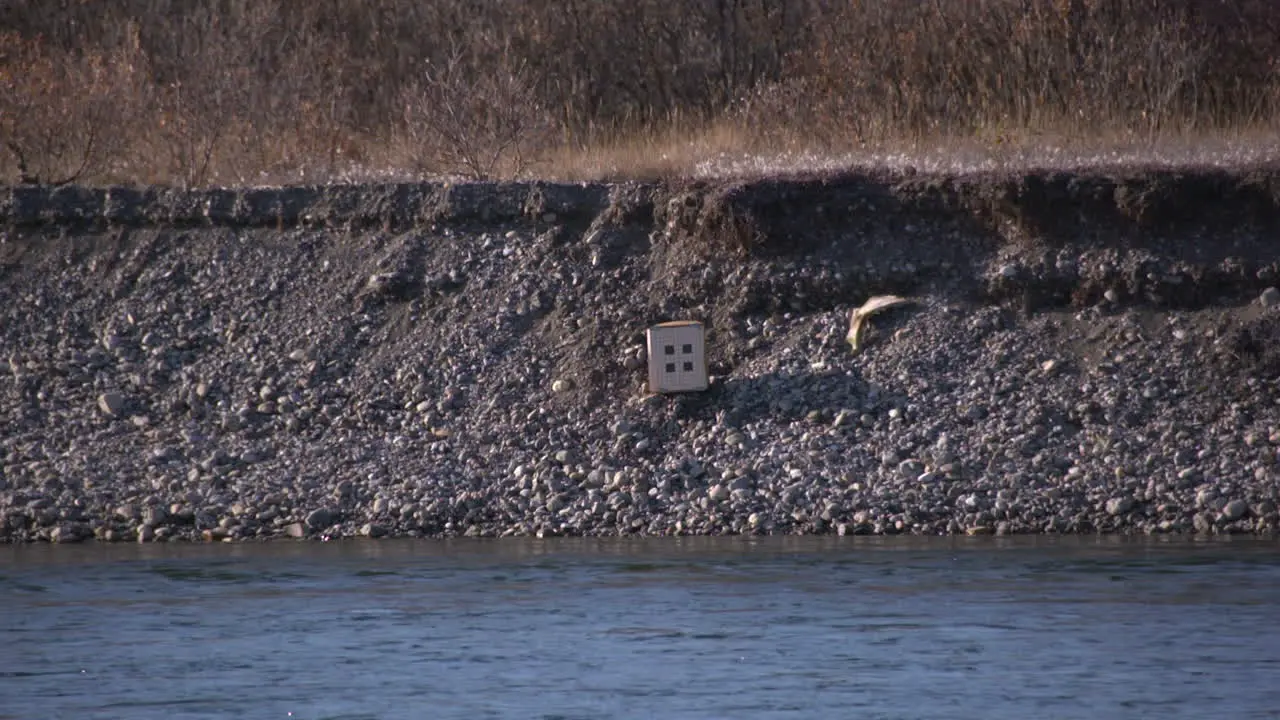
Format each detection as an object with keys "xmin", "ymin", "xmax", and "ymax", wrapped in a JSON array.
[
  {"xmin": 305, "ymin": 508, "xmax": 334, "ymax": 530},
  {"xmin": 1222, "ymin": 499, "xmax": 1249, "ymax": 521},
  {"xmin": 1105, "ymin": 497, "xmax": 1134, "ymax": 516},
  {"xmin": 97, "ymin": 392, "xmax": 128, "ymax": 417}
]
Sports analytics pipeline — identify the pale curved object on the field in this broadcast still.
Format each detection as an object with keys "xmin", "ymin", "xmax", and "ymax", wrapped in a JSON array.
[{"xmin": 847, "ymin": 295, "xmax": 917, "ymax": 353}]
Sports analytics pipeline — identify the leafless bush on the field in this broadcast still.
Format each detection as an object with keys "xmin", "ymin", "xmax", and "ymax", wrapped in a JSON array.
[
  {"xmin": 0, "ymin": 33, "xmax": 125, "ymax": 184},
  {"xmin": 399, "ymin": 50, "xmax": 555, "ymax": 180},
  {"xmin": 140, "ymin": 4, "xmax": 283, "ymax": 187},
  {"xmin": 740, "ymin": 0, "xmax": 1280, "ymax": 149}
]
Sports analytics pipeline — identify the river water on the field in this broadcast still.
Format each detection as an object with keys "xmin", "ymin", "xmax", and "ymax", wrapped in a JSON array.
[{"xmin": 1, "ymin": 536, "xmax": 1278, "ymax": 720}]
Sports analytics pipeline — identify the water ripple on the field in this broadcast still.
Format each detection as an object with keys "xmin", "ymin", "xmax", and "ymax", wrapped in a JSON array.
[{"xmin": 1, "ymin": 537, "xmax": 1278, "ymax": 720}]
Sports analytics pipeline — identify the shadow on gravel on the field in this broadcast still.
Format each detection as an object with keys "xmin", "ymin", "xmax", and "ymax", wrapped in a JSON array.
[
  {"xmin": 652, "ymin": 364, "xmax": 895, "ymax": 433},
  {"xmin": 959, "ymin": 167, "xmax": 1280, "ymax": 248},
  {"xmin": 652, "ymin": 167, "xmax": 1280, "ymax": 323},
  {"xmin": 1221, "ymin": 311, "xmax": 1280, "ymax": 380},
  {"xmin": 659, "ymin": 172, "xmax": 1005, "ymax": 310}
]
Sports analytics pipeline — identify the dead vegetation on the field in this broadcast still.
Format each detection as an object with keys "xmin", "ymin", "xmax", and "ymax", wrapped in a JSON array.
[
  {"xmin": 2, "ymin": 0, "xmax": 1279, "ymax": 186},
  {"xmin": 1222, "ymin": 312, "xmax": 1280, "ymax": 380}
]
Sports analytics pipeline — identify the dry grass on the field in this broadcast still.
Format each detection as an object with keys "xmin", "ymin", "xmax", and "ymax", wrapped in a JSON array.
[
  {"xmin": 2, "ymin": 0, "xmax": 1279, "ymax": 187},
  {"xmin": 544, "ymin": 123, "xmax": 766, "ymax": 182}
]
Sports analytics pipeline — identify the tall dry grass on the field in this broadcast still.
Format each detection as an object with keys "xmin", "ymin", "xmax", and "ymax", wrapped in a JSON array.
[{"xmin": 2, "ymin": 0, "xmax": 1278, "ymax": 186}]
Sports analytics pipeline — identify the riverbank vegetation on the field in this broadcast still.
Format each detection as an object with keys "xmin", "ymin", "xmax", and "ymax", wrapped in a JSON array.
[{"xmin": 3, "ymin": 0, "xmax": 1279, "ymax": 186}]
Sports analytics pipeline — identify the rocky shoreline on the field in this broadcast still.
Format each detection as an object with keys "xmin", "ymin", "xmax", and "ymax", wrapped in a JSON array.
[{"xmin": 3, "ymin": 166, "xmax": 1280, "ymax": 543}]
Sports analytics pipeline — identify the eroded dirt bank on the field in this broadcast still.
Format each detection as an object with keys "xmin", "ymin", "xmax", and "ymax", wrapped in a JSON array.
[{"xmin": 3, "ymin": 166, "xmax": 1280, "ymax": 543}]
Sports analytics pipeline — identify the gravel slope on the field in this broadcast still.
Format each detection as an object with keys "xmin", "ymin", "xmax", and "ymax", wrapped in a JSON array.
[{"xmin": 3, "ymin": 168, "xmax": 1280, "ymax": 543}]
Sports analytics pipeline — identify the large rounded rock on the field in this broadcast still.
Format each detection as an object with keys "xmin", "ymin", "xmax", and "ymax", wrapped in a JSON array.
[
  {"xmin": 1222, "ymin": 499, "xmax": 1249, "ymax": 521},
  {"xmin": 305, "ymin": 508, "xmax": 334, "ymax": 530}
]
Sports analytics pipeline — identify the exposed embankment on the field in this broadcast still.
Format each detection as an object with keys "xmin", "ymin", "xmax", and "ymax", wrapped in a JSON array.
[{"xmin": 3, "ymin": 166, "xmax": 1280, "ymax": 543}]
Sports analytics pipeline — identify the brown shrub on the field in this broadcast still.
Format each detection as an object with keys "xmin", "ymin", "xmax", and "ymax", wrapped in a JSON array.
[
  {"xmin": 0, "ymin": 0, "xmax": 1278, "ymax": 185},
  {"xmin": 0, "ymin": 32, "xmax": 129, "ymax": 184},
  {"xmin": 739, "ymin": 0, "xmax": 1280, "ymax": 148},
  {"xmin": 398, "ymin": 48, "xmax": 556, "ymax": 180}
]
